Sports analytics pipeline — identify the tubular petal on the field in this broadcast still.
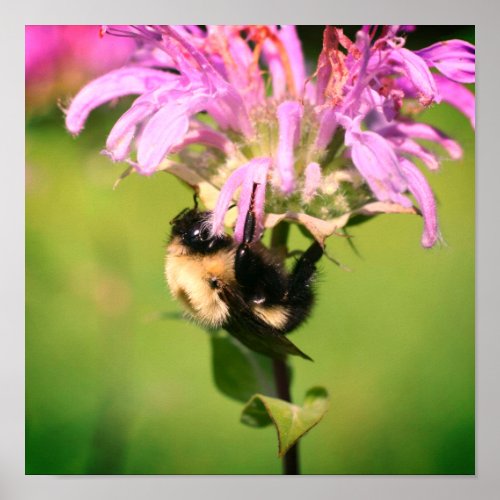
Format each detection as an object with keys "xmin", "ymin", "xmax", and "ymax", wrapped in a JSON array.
[
  {"xmin": 136, "ymin": 103, "xmax": 190, "ymax": 174},
  {"xmin": 279, "ymin": 26, "xmax": 306, "ymax": 95},
  {"xmin": 391, "ymin": 137, "xmax": 440, "ymax": 171},
  {"xmin": 315, "ymin": 109, "xmax": 338, "ymax": 151},
  {"xmin": 303, "ymin": 162, "xmax": 322, "ymax": 202},
  {"xmin": 416, "ymin": 40, "xmax": 475, "ymax": 83},
  {"xmin": 434, "ymin": 74, "xmax": 475, "ymax": 128},
  {"xmin": 105, "ymin": 101, "xmax": 154, "ymax": 161},
  {"xmin": 233, "ymin": 158, "xmax": 271, "ymax": 243},
  {"xmin": 171, "ymin": 124, "xmax": 236, "ymax": 155},
  {"xmin": 65, "ymin": 67, "xmax": 178, "ymax": 134},
  {"xmin": 211, "ymin": 163, "xmax": 252, "ymax": 236},
  {"xmin": 399, "ymin": 157, "xmax": 439, "ymax": 247},
  {"xmin": 390, "ymin": 48, "xmax": 440, "ymax": 106},
  {"xmin": 276, "ymin": 101, "xmax": 303, "ymax": 194},
  {"xmin": 348, "ymin": 130, "xmax": 411, "ymax": 207},
  {"xmin": 388, "ymin": 122, "xmax": 462, "ymax": 160}
]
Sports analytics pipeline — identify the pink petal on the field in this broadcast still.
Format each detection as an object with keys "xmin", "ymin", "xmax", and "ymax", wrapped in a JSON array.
[
  {"xmin": 136, "ymin": 103, "xmax": 190, "ymax": 174},
  {"xmin": 136, "ymin": 91, "xmax": 217, "ymax": 173},
  {"xmin": 394, "ymin": 137, "xmax": 440, "ymax": 171},
  {"xmin": 416, "ymin": 39, "xmax": 475, "ymax": 83},
  {"xmin": 347, "ymin": 130, "xmax": 411, "ymax": 207},
  {"xmin": 262, "ymin": 38, "xmax": 286, "ymax": 99},
  {"xmin": 233, "ymin": 158, "xmax": 271, "ymax": 243},
  {"xmin": 65, "ymin": 67, "xmax": 178, "ymax": 134},
  {"xmin": 105, "ymin": 101, "xmax": 154, "ymax": 161},
  {"xmin": 303, "ymin": 162, "xmax": 322, "ymax": 202},
  {"xmin": 399, "ymin": 157, "xmax": 439, "ymax": 248},
  {"xmin": 392, "ymin": 122, "xmax": 462, "ymax": 160},
  {"xmin": 171, "ymin": 123, "xmax": 236, "ymax": 156},
  {"xmin": 161, "ymin": 26, "xmax": 253, "ymax": 137},
  {"xmin": 315, "ymin": 108, "xmax": 338, "ymax": 150},
  {"xmin": 279, "ymin": 26, "xmax": 306, "ymax": 95},
  {"xmin": 390, "ymin": 47, "xmax": 440, "ymax": 106},
  {"xmin": 434, "ymin": 74, "xmax": 475, "ymax": 129},
  {"xmin": 276, "ymin": 101, "xmax": 303, "ymax": 194},
  {"xmin": 224, "ymin": 28, "xmax": 265, "ymax": 107},
  {"xmin": 211, "ymin": 163, "xmax": 251, "ymax": 236}
]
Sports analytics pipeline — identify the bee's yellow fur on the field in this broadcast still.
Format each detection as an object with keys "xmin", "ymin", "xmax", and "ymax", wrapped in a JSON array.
[
  {"xmin": 166, "ymin": 236, "xmax": 290, "ymax": 330},
  {"xmin": 165, "ymin": 237, "xmax": 236, "ymax": 328},
  {"xmin": 253, "ymin": 305, "xmax": 288, "ymax": 329}
]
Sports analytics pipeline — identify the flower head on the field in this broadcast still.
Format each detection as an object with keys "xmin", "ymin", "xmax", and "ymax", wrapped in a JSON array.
[{"xmin": 65, "ymin": 25, "xmax": 475, "ymax": 248}]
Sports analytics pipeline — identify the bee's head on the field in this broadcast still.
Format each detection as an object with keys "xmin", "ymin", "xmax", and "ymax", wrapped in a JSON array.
[{"xmin": 170, "ymin": 208, "xmax": 231, "ymax": 254}]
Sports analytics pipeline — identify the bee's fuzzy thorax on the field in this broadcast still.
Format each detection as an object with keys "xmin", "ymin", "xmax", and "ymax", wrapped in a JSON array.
[{"xmin": 165, "ymin": 238, "xmax": 236, "ymax": 328}]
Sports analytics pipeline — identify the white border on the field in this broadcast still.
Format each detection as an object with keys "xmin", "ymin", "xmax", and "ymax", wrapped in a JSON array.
[{"xmin": 4, "ymin": 1, "xmax": 500, "ymax": 499}]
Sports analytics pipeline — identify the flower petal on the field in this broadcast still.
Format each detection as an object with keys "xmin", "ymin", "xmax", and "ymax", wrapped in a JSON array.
[
  {"xmin": 416, "ymin": 40, "xmax": 475, "ymax": 83},
  {"xmin": 315, "ymin": 108, "xmax": 338, "ymax": 150},
  {"xmin": 105, "ymin": 100, "xmax": 154, "ymax": 161},
  {"xmin": 390, "ymin": 47, "xmax": 440, "ymax": 106},
  {"xmin": 262, "ymin": 38, "xmax": 286, "ymax": 99},
  {"xmin": 171, "ymin": 122, "xmax": 236, "ymax": 156},
  {"xmin": 398, "ymin": 157, "xmax": 439, "ymax": 248},
  {"xmin": 223, "ymin": 28, "xmax": 265, "ymax": 107},
  {"xmin": 211, "ymin": 163, "xmax": 251, "ymax": 236},
  {"xmin": 65, "ymin": 67, "xmax": 178, "ymax": 134},
  {"xmin": 233, "ymin": 158, "xmax": 272, "ymax": 243},
  {"xmin": 303, "ymin": 162, "xmax": 322, "ymax": 202},
  {"xmin": 136, "ymin": 103, "xmax": 190, "ymax": 174},
  {"xmin": 433, "ymin": 74, "xmax": 475, "ymax": 128},
  {"xmin": 276, "ymin": 101, "xmax": 303, "ymax": 194},
  {"xmin": 393, "ymin": 138, "xmax": 440, "ymax": 171},
  {"xmin": 161, "ymin": 26, "xmax": 253, "ymax": 137},
  {"xmin": 136, "ymin": 91, "xmax": 217, "ymax": 173},
  {"xmin": 347, "ymin": 130, "xmax": 412, "ymax": 207},
  {"xmin": 391, "ymin": 122, "xmax": 462, "ymax": 160},
  {"xmin": 279, "ymin": 26, "xmax": 306, "ymax": 95}
]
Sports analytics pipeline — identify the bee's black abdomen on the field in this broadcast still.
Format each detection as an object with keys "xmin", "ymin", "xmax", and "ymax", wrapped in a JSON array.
[
  {"xmin": 221, "ymin": 287, "xmax": 313, "ymax": 361},
  {"xmin": 224, "ymin": 239, "xmax": 323, "ymax": 360},
  {"xmin": 235, "ymin": 242, "xmax": 288, "ymax": 304}
]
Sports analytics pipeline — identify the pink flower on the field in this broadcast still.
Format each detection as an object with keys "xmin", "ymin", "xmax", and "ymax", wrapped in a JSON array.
[
  {"xmin": 26, "ymin": 26, "xmax": 135, "ymax": 109},
  {"xmin": 65, "ymin": 25, "xmax": 475, "ymax": 248}
]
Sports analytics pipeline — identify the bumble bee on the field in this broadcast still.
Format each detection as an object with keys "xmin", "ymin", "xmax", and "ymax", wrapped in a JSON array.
[{"xmin": 165, "ymin": 186, "xmax": 323, "ymax": 360}]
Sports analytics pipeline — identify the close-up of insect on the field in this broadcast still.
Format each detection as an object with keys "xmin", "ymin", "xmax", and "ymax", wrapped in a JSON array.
[{"xmin": 165, "ymin": 186, "xmax": 323, "ymax": 361}]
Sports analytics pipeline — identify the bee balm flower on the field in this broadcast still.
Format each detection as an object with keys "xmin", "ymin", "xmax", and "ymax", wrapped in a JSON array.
[{"xmin": 65, "ymin": 25, "xmax": 475, "ymax": 248}]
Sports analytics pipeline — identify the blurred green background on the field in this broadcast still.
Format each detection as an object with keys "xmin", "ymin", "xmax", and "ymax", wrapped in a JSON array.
[{"xmin": 26, "ymin": 26, "xmax": 474, "ymax": 475}]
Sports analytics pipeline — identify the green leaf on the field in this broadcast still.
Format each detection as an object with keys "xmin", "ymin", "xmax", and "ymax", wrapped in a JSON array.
[
  {"xmin": 241, "ymin": 386, "xmax": 329, "ymax": 457},
  {"xmin": 211, "ymin": 333, "xmax": 277, "ymax": 403}
]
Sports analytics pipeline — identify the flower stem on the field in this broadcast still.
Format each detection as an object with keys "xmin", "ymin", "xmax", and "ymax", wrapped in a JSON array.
[
  {"xmin": 270, "ymin": 222, "xmax": 300, "ymax": 475},
  {"xmin": 272, "ymin": 358, "xmax": 299, "ymax": 475}
]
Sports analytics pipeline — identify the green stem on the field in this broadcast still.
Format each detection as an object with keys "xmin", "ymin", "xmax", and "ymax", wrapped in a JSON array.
[
  {"xmin": 272, "ymin": 358, "xmax": 299, "ymax": 475},
  {"xmin": 270, "ymin": 222, "xmax": 299, "ymax": 475}
]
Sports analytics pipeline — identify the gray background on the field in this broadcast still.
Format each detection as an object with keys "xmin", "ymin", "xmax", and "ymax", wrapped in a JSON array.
[{"xmin": 4, "ymin": 1, "xmax": 499, "ymax": 498}]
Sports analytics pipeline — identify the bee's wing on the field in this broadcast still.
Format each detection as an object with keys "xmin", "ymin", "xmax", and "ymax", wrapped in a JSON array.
[{"xmin": 220, "ymin": 287, "xmax": 312, "ymax": 361}]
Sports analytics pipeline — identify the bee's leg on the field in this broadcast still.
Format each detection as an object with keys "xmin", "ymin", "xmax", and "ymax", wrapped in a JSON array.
[
  {"xmin": 242, "ymin": 183, "xmax": 258, "ymax": 244},
  {"xmin": 234, "ymin": 183, "xmax": 260, "ymax": 291},
  {"xmin": 234, "ymin": 183, "xmax": 286, "ymax": 303},
  {"xmin": 284, "ymin": 240, "xmax": 323, "ymax": 331},
  {"xmin": 289, "ymin": 240, "xmax": 323, "ymax": 290}
]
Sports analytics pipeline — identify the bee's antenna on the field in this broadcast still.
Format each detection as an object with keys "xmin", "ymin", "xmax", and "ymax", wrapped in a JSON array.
[
  {"xmin": 170, "ymin": 207, "xmax": 190, "ymax": 225},
  {"xmin": 193, "ymin": 191, "xmax": 199, "ymax": 211}
]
